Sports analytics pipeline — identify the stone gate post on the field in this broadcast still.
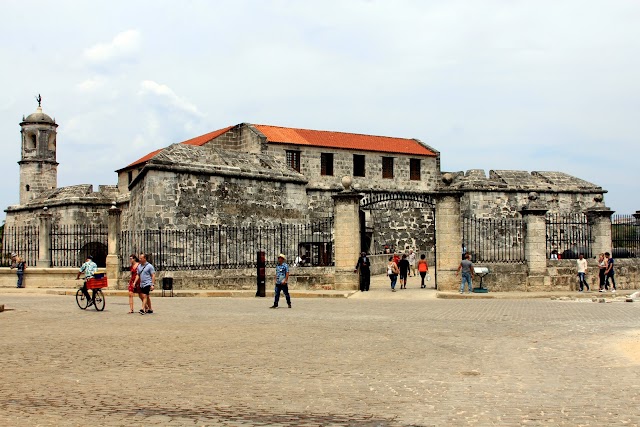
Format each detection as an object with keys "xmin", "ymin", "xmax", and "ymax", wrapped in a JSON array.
[
  {"xmin": 585, "ymin": 205, "xmax": 614, "ymax": 257},
  {"xmin": 36, "ymin": 208, "xmax": 52, "ymax": 268},
  {"xmin": 520, "ymin": 193, "xmax": 548, "ymax": 289},
  {"xmin": 435, "ymin": 191, "xmax": 462, "ymax": 291},
  {"xmin": 106, "ymin": 205, "xmax": 122, "ymax": 288},
  {"xmin": 332, "ymin": 177, "xmax": 362, "ymax": 290}
]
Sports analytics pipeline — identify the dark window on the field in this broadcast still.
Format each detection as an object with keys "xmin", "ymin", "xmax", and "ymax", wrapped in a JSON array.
[
  {"xmin": 410, "ymin": 159, "xmax": 421, "ymax": 181},
  {"xmin": 382, "ymin": 157, "xmax": 394, "ymax": 179},
  {"xmin": 25, "ymin": 185, "xmax": 30, "ymax": 192},
  {"xmin": 286, "ymin": 150, "xmax": 301, "ymax": 172},
  {"xmin": 320, "ymin": 153, "xmax": 334, "ymax": 176},
  {"xmin": 353, "ymin": 154, "xmax": 365, "ymax": 177},
  {"xmin": 127, "ymin": 170, "xmax": 133, "ymax": 185}
]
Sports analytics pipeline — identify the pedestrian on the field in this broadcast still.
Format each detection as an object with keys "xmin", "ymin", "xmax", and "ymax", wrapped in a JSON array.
[
  {"xmin": 76, "ymin": 255, "xmax": 97, "ymax": 305},
  {"xmin": 354, "ymin": 252, "xmax": 371, "ymax": 292},
  {"xmin": 387, "ymin": 256, "xmax": 399, "ymax": 292},
  {"xmin": 597, "ymin": 253, "xmax": 607, "ymax": 292},
  {"xmin": 10, "ymin": 252, "xmax": 17, "ymax": 268},
  {"xmin": 418, "ymin": 254, "xmax": 429, "ymax": 288},
  {"xmin": 408, "ymin": 249, "xmax": 416, "ymax": 277},
  {"xmin": 135, "ymin": 252, "xmax": 155, "ymax": 314},
  {"xmin": 270, "ymin": 253, "xmax": 291, "ymax": 308},
  {"xmin": 456, "ymin": 253, "xmax": 474, "ymax": 294},
  {"xmin": 604, "ymin": 251, "xmax": 616, "ymax": 293},
  {"xmin": 393, "ymin": 252, "xmax": 400, "ymax": 265},
  {"xmin": 550, "ymin": 249, "xmax": 559, "ymax": 260},
  {"xmin": 398, "ymin": 254, "xmax": 410, "ymax": 289},
  {"xmin": 127, "ymin": 254, "xmax": 140, "ymax": 313},
  {"xmin": 576, "ymin": 253, "xmax": 589, "ymax": 292},
  {"xmin": 11, "ymin": 255, "xmax": 26, "ymax": 288}
]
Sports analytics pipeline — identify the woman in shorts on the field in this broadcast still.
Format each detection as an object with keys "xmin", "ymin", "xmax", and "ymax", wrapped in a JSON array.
[
  {"xmin": 387, "ymin": 256, "xmax": 399, "ymax": 292},
  {"xmin": 127, "ymin": 254, "xmax": 140, "ymax": 313}
]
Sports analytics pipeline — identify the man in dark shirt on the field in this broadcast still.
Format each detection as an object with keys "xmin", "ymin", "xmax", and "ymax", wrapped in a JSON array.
[
  {"xmin": 604, "ymin": 252, "xmax": 616, "ymax": 292},
  {"xmin": 398, "ymin": 254, "xmax": 410, "ymax": 289},
  {"xmin": 354, "ymin": 252, "xmax": 371, "ymax": 292}
]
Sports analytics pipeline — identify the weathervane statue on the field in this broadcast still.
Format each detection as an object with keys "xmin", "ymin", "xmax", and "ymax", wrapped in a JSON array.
[{"xmin": 36, "ymin": 94, "xmax": 42, "ymax": 107}]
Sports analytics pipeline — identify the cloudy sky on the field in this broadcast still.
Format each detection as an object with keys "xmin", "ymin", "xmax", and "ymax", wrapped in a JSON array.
[{"xmin": 1, "ymin": 0, "xmax": 638, "ymax": 220}]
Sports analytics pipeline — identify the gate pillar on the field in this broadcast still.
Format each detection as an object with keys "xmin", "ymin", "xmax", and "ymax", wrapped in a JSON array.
[
  {"xmin": 585, "ymin": 203, "xmax": 614, "ymax": 257},
  {"xmin": 435, "ymin": 191, "xmax": 463, "ymax": 291},
  {"xmin": 332, "ymin": 177, "xmax": 363, "ymax": 290},
  {"xmin": 106, "ymin": 204, "xmax": 122, "ymax": 289},
  {"xmin": 36, "ymin": 208, "xmax": 52, "ymax": 268},
  {"xmin": 520, "ymin": 193, "xmax": 548, "ymax": 277}
]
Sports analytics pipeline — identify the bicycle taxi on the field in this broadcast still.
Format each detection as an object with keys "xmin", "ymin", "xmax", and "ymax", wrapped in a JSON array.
[{"xmin": 76, "ymin": 273, "xmax": 108, "ymax": 311}]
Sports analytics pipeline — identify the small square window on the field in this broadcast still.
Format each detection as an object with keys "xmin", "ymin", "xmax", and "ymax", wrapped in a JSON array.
[
  {"xmin": 286, "ymin": 150, "xmax": 301, "ymax": 172},
  {"xmin": 353, "ymin": 155, "xmax": 365, "ymax": 177},
  {"xmin": 382, "ymin": 157, "xmax": 394, "ymax": 179},
  {"xmin": 320, "ymin": 153, "xmax": 334, "ymax": 176},
  {"xmin": 410, "ymin": 159, "xmax": 421, "ymax": 181}
]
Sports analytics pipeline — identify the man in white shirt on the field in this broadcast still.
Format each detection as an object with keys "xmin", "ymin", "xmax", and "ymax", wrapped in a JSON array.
[{"xmin": 576, "ymin": 253, "xmax": 589, "ymax": 292}]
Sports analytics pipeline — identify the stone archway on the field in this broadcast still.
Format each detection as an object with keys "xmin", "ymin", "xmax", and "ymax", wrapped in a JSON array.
[{"xmin": 360, "ymin": 192, "xmax": 437, "ymax": 287}]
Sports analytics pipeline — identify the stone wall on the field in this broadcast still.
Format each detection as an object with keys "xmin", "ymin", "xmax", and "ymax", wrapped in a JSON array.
[
  {"xmin": 124, "ymin": 169, "xmax": 309, "ymax": 229},
  {"xmin": 115, "ymin": 267, "xmax": 335, "ymax": 290},
  {"xmin": 546, "ymin": 259, "xmax": 640, "ymax": 291},
  {"xmin": 0, "ymin": 267, "xmax": 87, "ymax": 288},
  {"xmin": 462, "ymin": 191, "xmax": 602, "ymax": 218},
  {"xmin": 365, "ymin": 203, "xmax": 435, "ymax": 255},
  {"xmin": 205, "ymin": 124, "xmax": 263, "ymax": 153},
  {"xmin": 265, "ymin": 144, "xmax": 440, "ymax": 193},
  {"xmin": 19, "ymin": 162, "xmax": 57, "ymax": 205}
]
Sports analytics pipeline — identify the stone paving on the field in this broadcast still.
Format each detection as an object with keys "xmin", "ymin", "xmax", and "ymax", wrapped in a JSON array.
[{"xmin": 2, "ymin": 276, "xmax": 640, "ymax": 426}]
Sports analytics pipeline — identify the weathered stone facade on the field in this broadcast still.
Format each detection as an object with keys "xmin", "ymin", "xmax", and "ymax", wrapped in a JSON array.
[
  {"xmin": 445, "ymin": 169, "xmax": 606, "ymax": 218},
  {"xmin": 4, "ymin": 106, "xmax": 623, "ymax": 292}
]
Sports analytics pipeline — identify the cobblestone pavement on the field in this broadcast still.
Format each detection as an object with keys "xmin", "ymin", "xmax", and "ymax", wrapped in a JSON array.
[{"xmin": 2, "ymin": 286, "xmax": 640, "ymax": 426}]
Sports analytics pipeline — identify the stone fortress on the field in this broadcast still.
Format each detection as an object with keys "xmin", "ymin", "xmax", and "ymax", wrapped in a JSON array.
[{"xmin": 4, "ymin": 100, "xmax": 622, "ymax": 292}]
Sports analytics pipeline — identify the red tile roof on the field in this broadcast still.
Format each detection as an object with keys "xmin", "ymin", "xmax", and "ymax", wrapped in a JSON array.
[
  {"xmin": 120, "ymin": 123, "xmax": 435, "ymax": 172},
  {"xmin": 121, "ymin": 126, "xmax": 233, "ymax": 170},
  {"xmin": 254, "ymin": 125, "xmax": 436, "ymax": 157}
]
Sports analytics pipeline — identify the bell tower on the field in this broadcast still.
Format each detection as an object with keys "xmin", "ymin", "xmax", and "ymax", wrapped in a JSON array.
[{"xmin": 19, "ymin": 95, "xmax": 58, "ymax": 204}]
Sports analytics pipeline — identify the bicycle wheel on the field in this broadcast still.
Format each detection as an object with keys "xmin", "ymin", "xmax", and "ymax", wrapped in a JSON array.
[
  {"xmin": 93, "ymin": 289, "xmax": 105, "ymax": 311},
  {"xmin": 76, "ymin": 289, "xmax": 88, "ymax": 310}
]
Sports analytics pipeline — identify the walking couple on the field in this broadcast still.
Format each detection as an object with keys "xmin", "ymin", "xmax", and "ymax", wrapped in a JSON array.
[{"xmin": 128, "ymin": 253, "xmax": 156, "ymax": 314}]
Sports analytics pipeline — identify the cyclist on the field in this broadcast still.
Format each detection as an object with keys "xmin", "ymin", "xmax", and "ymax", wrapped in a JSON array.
[{"xmin": 76, "ymin": 255, "xmax": 98, "ymax": 305}]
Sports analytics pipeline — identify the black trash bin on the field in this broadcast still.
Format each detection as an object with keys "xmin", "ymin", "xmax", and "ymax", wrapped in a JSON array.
[
  {"xmin": 256, "ymin": 251, "xmax": 266, "ymax": 297},
  {"xmin": 162, "ymin": 277, "xmax": 174, "ymax": 297}
]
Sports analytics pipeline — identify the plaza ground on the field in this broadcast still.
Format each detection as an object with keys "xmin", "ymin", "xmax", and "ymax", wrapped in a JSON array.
[{"xmin": 2, "ymin": 274, "xmax": 640, "ymax": 426}]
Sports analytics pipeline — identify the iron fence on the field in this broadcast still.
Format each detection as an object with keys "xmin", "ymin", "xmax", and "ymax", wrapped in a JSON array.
[
  {"xmin": 120, "ymin": 220, "xmax": 334, "ymax": 271},
  {"xmin": 545, "ymin": 213, "xmax": 592, "ymax": 259},
  {"xmin": 50, "ymin": 225, "xmax": 109, "ymax": 267},
  {"xmin": 612, "ymin": 214, "xmax": 639, "ymax": 258},
  {"xmin": 462, "ymin": 217, "xmax": 525, "ymax": 263},
  {"xmin": 0, "ymin": 226, "xmax": 39, "ymax": 267}
]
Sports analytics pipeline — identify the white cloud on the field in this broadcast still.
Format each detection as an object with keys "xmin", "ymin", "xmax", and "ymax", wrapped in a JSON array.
[
  {"xmin": 138, "ymin": 80, "xmax": 204, "ymax": 117},
  {"xmin": 76, "ymin": 76, "xmax": 107, "ymax": 92},
  {"xmin": 83, "ymin": 30, "xmax": 141, "ymax": 64}
]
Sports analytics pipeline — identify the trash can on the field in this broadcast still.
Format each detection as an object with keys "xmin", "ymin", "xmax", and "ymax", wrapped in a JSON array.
[
  {"xmin": 256, "ymin": 251, "xmax": 266, "ymax": 297},
  {"xmin": 162, "ymin": 277, "xmax": 174, "ymax": 297}
]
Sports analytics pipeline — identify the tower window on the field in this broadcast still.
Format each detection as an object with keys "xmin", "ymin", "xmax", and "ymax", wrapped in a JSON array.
[
  {"xmin": 382, "ymin": 157, "xmax": 394, "ymax": 179},
  {"xmin": 26, "ymin": 185, "xmax": 30, "ymax": 192},
  {"xmin": 410, "ymin": 159, "xmax": 421, "ymax": 180},
  {"xmin": 353, "ymin": 155, "xmax": 365, "ymax": 177},
  {"xmin": 48, "ymin": 133, "xmax": 56, "ymax": 151},
  {"xmin": 26, "ymin": 133, "xmax": 36, "ymax": 150},
  {"xmin": 320, "ymin": 153, "xmax": 334, "ymax": 176},
  {"xmin": 286, "ymin": 150, "xmax": 301, "ymax": 172}
]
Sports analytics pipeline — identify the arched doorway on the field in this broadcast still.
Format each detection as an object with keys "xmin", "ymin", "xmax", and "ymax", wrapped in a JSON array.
[
  {"xmin": 78, "ymin": 242, "xmax": 108, "ymax": 268},
  {"xmin": 360, "ymin": 192, "xmax": 437, "ymax": 288}
]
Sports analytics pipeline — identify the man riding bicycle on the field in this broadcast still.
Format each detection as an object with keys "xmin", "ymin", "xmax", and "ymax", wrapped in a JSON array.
[{"xmin": 76, "ymin": 255, "xmax": 98, "ymax": 305}]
